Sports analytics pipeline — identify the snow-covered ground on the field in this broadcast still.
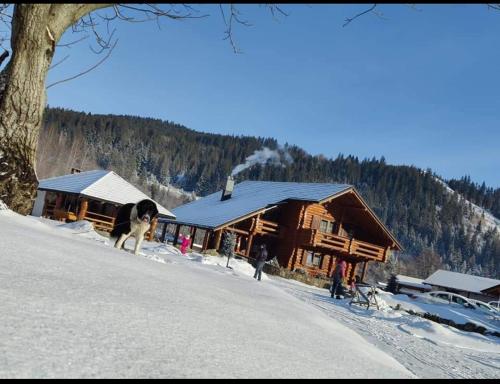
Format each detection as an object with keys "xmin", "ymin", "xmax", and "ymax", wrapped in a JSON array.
[
  {"xmin": 1, "ymin": 210, "xmax": 499, "ymax": 378},
  {"xmin": 435, "ymin": 176, "xmax": 500, "ymax": 234}
]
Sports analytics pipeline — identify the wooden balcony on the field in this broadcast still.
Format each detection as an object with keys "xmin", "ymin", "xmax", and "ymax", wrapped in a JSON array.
[
  {"xmin": 350, "ymin": 238, "xmax": 386, "ymax": 260},
  {"xmin": 254, "ymin": 218, "xmax": 282, "ymax": 237},
  {"xmin": 300, "ymin": 229, "xmax": 386, "ymax": 261}
]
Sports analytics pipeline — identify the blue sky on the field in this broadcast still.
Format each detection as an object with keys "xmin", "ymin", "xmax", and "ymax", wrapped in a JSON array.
[{"xmin": 44, "ymin": 4, "xmax": 500, "ymax": 188}]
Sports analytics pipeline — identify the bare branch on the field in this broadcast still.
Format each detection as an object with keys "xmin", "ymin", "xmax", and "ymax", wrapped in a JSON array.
[
  {"xmin": 266, "ymin": 4, "xmax": 289, "ymax": 20},
  {"xmin": 0, "ymin": 49, "xmax": 8, "ymax": 66},
  {"xmin": 343, "ymin": 4, "xmax": 377, "ymax": 27},
  {"xmin": 406, "ymin": 4, "xmax": 423, "ymax": 12},
  {"xmin": 221, "ymin": 4, "xmax": 254, "ymax": 54},
  {"xmin": 48, "ymin": 54, "xmax": 70, "ymax": 70},
  {"xmin": 487, "ymin": 4, "xmax": 500, "ymax": 11},
  {"xmin": 117, "ymin": 4, "xmax": 208, "ymax": 20},
  {"xmin": 46, "ymin": 39, "xmax": 118, "ymax": 89},
  {"xmin": 56, "ymin": 34, "xmax": 89, "ymax": 48}
]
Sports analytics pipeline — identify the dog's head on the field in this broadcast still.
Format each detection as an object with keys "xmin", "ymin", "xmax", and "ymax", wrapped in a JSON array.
[{"xmin": 136, "ymin": 199, "xmax": 159, "ymax": 224}]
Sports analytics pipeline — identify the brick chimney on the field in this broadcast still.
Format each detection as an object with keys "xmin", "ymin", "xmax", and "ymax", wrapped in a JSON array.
[{"xmin": 221, "ymin": 176, "xmax": 234, "ymax": 201}]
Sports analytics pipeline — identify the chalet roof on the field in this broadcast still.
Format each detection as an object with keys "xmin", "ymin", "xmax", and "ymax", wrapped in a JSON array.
[
  {"xmin": 168, "ymin": 180, "xmax": 351, "ymax": 229},
  {"xmin": 37, "ymin": 170, "xmax": 175, "ymax": 218},
  {"xmin": 396, "ymin": 274, "xmax": 432, "ymax": 290},
  {"xmin": 424, "ymin": 270, "xmax": 500, "ymax": 294}
]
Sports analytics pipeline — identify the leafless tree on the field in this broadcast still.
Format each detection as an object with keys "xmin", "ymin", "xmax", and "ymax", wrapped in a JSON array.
[
  {"xmin": 0, "ymin": 3, "xmax": 284, "ymax": 214},
  {"xmin": 0, "ymin": 4, "xmax": 497, "ymax": 215}
]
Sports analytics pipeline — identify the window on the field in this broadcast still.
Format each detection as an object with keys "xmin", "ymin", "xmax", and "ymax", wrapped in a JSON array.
[
  {"xmin": 305, "ymin": 251, "xmax": 322, "ymax": 267},
  {"xmin": 327, "ymin": 221, "xmax": 334, "ymax": 233},
  {"xmin": 320, "ymin": 220, "xmax": 328, "ymax": 233},
  {"xmin": 451, "ymin": 295, "xmax": 467, "ymax": 305},
  {"xmin": 320, "ymin": 220, "xmax": 335, "ymax": 234}
]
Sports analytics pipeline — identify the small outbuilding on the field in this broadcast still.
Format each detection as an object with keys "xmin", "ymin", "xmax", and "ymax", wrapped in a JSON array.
[
  {"xmin": 395, "ymin": 274, "xmax": 432, "ymax": 295},
  {"xmin": 424, "ymin": 269, "xmax": 500, "ymax": 302},
  {"xmin": 32, "ymin": 169, "xmax": 175, "ymax": 239}
]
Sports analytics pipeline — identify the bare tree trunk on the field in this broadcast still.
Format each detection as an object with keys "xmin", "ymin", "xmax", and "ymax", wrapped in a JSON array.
[
  {"xmin": 0, "ymin": 5, "xmax": 55, "ymax": 214},
  {"xmin": 0, "ymin": 4, "xmax": 108, "ymax": 214}
]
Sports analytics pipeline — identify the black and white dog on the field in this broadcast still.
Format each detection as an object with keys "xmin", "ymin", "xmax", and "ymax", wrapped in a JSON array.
[{"xmin": 111, "ymin": 199, "xmax": 159, "ymax": 255}]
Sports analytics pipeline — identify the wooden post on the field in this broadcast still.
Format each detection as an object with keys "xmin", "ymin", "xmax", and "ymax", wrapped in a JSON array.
[
  {"xmin": 202, "ymin": 230, "xmax": 210, "ymax": 251},
  {"xmin": 77, "ymin": 198, "xmax": 88, "ymax": 221},
  {"xmin": 327, "ymin": 254, "xmax": 335, "ymax": 277},
  {"xmin": 384, "ymin": 246, "xmax": 391, "ymax": 262},
  {"xmin": 246, "ymin": 234, "xmax": 254, "ymax": 258},
  {"xmin": 160, "ymin": 222, "xmax": 168, "ymax": 243},
  {"xmin": 55, "ymin": 193, "xmax": 63, "ymax": 209},
  {"xmin": 173, "ymin": 224, "xmax": 181, "ymax": 246},
  {"xmin": 214, "ymin": 230, "xmax": 223, "ymax": 251},
  {"xmin": 349, "ymin": 262, "xmax": 357, "ymax": 285},
  {"xmin": 148, "ymin": 217, "xmax": 158, "ymax": 241},
  {"xmin": 337, "ymin": 208, "xmax": 344, "ymax": 235},
  {"xmin": 191, "ymin": 227, "xmax": 197, "ymax": 248},
  {"xmin": 361, "ymin": 261, "xmax": 368, "ymax": 282}
]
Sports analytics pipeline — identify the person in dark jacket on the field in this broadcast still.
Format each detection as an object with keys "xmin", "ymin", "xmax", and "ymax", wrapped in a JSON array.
[
  {"xmin": 330, "ymin": 258, "xmax": 347, "ymax": 299},
  {"xmin": 253, "ymin": 244, "xmax": 268, "ymax": 281}
]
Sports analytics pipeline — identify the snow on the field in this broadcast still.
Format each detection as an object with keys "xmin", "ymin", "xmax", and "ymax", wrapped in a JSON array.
[
  {"xmin": 38, "ymin": 170, "xmax": 174, "ymax": 218},
  {"xmin": 1, "ymin": 209, "xmax": 499, "ymax": 378},
  {"xmin": 170, "ymin": 181, "xmax": 351, "ymax": 229},
  {"xmin": 380, "ymin": 292, "xmax": 500, "ymax": 333},
  {"xmin": 434, "ymin": 177, "xmax": 500, "ymax": 234},
  {"xmin": 396, "ymin": 274, "xmax": 432, "ymax": 290},
  {"xmin": 424, "ymin": 269, "xmax": 500, "ymax": 295}
]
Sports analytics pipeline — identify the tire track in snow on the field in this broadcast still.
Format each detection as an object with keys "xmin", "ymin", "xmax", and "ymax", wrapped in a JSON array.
[{"xmin": 270, "ymin": 278, "xmax": 499, "ymax": 379}]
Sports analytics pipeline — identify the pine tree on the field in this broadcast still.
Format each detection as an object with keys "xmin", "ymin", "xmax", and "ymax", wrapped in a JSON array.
[
  {"xmin": 220, "ymin": 232, "xmax": 237, "ymax": 269},
  {"xmin": 386, "ymin": 274, "xmax": 398, "ymax": 294}
]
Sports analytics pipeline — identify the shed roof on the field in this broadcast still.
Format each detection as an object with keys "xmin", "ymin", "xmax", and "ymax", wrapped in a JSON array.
[
  {"xmin": 396, "ymin": 274, "xmax": 432, "ymax": 290},
  {"xmin": 38, "ymin": 170, "xmax": 175, "ymax": 218},
  {"xmin": 424, "ymin": 270, "xmax": 500, "ymax": 294},
  {"xmin": 168, "ymin": 180, "xmax": 351, "ymax": 229}
]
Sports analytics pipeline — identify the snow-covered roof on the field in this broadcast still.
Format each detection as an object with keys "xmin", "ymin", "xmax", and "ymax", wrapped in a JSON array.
[
  {"xmin": 38, "ymin": 170, "xmax": 175, "ymax": 218},
  {"xmin": 424, "ymin": 270, "xmax": 500, "ymax": 294},
  {"xmin": 396, "ymin": 275, "xmax": 432, "ymax": 290},
  {"xmin": 169, "ymin": 181, "xmax": 352, "ymax": 229}
]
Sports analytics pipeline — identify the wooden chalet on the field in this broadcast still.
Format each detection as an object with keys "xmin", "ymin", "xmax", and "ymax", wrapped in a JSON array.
[
  {"xmin": 160, "ymin": 177, "xmax": 403, "ymax": 284},
  {"xmin": 32, "ymin": 169, "xmax": 175, "ymax": 239}
]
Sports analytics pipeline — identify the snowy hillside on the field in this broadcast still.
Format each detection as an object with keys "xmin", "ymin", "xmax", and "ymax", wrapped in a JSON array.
[
  {"xmin": 435, "ymin": 177, "xmax": 500, "ymax": 234},
  {"xmin": 1, "ymin": 209, "xmax": 499, "ymax": 378}
]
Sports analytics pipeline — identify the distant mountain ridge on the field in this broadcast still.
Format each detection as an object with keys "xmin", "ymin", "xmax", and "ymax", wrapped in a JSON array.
[{"xmin": 38, "ymin": 107, "xmax": 500, "ymax": 280}]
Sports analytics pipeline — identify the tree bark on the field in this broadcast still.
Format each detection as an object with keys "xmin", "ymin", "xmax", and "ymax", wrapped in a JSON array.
[
  {"xmin": 0, "ymin": 4, "xmax": 110, "ymax": 214},
  {"xmin": 0, "ymin": 5, "xmax": 55, "ymax": 214}
]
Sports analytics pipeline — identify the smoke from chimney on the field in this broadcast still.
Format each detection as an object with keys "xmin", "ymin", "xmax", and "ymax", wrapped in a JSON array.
[{"xmin": 230, "ymin": 146, "xmax": 293, "ymax": 177}]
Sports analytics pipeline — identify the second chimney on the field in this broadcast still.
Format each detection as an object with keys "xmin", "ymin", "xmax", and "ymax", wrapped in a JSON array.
[{"xmin": 221, "ymin": 176, "xmax": 234, "ymax": 201}]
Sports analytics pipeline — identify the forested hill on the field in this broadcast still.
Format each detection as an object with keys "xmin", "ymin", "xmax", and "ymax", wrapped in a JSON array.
[{"xmin": 39, "ymin": 107, "xmax": 500, "ymax": 279}]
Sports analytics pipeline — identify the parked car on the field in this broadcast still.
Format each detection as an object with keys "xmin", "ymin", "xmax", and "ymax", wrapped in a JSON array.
[
  {"xmin": 487, "ymin": 301, "xmax": 500, "ymax": 311},
  {"xmin": 423, "ymin": 291, "xmax": 477, "ymax": 310},
  {"xmin": 469, "ymin": 299, "xmax": 498, "ymax": 314}
]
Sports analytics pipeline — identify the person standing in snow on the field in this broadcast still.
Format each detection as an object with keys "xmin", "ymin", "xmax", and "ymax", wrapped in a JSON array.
[
  {"xmin": 330, "ymin": 258, "xmax": 347, "ymax": 299},
  {"xmin": 253, "ymin": 244, "xmax": 268, "ymax": 281},
  {"xmin": 180, "ymin": 234, "xmax": 190, "ymax": 254}
]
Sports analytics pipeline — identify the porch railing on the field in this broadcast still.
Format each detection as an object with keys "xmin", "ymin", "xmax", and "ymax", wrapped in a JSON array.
[
  {"xmin": 84, "ymin": 211, "xmax": 115, "ymax": 233},
  {"xmin": 301, "ymin": 229, "xmax": 386, "ymax": 261}
]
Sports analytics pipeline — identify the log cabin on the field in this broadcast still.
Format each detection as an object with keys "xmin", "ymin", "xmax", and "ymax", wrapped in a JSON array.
[
  {"xmin": 160, "ymin": 176, "xmax": 403, "ymax": 284},
  {"xmin": 31, "ymin": 169, "xmax": 175, "ymax": 240}
]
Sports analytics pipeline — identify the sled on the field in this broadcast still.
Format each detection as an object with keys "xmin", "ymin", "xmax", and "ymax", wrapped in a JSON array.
[{"xmin": 349, "ymin": 283, "xmax": 380, "ymax": 310}]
